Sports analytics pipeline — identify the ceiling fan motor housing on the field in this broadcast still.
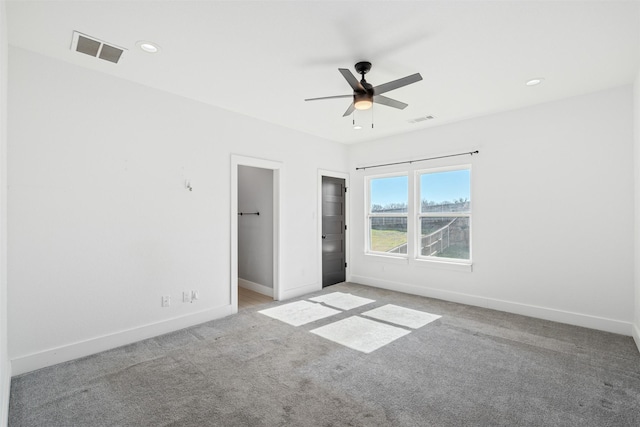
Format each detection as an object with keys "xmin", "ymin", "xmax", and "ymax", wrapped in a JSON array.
[{"xmin": 354, "ymin": 62, "xmax": 374, "ymax": 110}]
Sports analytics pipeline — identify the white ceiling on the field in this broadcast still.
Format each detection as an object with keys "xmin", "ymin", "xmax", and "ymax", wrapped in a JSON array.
[{"xmin": 6, "ymin": 0, "xmax": 640, "ymax": 144}]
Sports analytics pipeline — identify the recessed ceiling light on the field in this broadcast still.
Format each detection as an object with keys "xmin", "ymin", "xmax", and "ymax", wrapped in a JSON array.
[
  {"xmin": 526, "ymin": 78, "xmax": 544, "ymax": 86},
  {"xmin": 136, "ymin": 41, "xmax": 160, "ymax": 53},
  {"xmin": 353, "ymin": 125, "xmax": 363, "ymax": 130}
]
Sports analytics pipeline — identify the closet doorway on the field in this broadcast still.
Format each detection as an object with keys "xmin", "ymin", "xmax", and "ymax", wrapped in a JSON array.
[{"xmin": 231, "ymin": 156, "xmax": 282, "ymax": 313}]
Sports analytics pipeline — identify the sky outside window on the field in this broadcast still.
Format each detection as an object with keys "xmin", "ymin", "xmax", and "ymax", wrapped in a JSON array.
[
  {"xmin": 370, "ymin": 170, "xmax": 470, "ymax": 209},
  {"xmin": 421, "ymin": 169, "xmax": 470, "ymax": 204},
  {"xmin": 370, "ymin": 176, "xmax": 408, "ymax": 210}
]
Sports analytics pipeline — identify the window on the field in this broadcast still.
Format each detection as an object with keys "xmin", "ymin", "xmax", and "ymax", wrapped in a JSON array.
[
  {"xmin": 418, "ymin": 167, "xmax": 471, "ymax": 262},
  {"xmin": 365, "ymin": 166, "xmax": 472, "ymax": 264},
  {"xmin": 366, "ymin": 175, "xmax": 408, "ymax": 255}
]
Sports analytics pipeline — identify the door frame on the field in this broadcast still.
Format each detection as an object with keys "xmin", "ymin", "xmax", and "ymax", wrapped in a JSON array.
[
  {"xmin": 231, "ymin": 155, "xmax": 283, "ymax": 313},
  {"xmin": 317, "ymin": 169, "xmax": 350, "ymax": 290}
]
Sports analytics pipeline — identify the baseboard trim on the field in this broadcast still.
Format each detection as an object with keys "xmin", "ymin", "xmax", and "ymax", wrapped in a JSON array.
[
  {"xmin": 10, "ymin": 304, "xmax": 234, "ymax": 377},
  {"xmin": 0, "ymin": 359, "xmax": 10, "ymax": 427},
  {"xmin": 279, "ymin": 282, "xmax": 321, "ymax": 301},
  {"xmin": 633, "ymin": 323, "xmax": 640, "ymax": 354},
  {"xmin": 351, "ymin": 275, "xmax": 632, "ymax": 336},
  {"xmin": 238, "ymin": 278, "xmax": 273, "ymax": 297}
]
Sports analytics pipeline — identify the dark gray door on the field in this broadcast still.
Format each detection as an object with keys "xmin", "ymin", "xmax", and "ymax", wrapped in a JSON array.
[{"xmin": 322, "ymin": 176, "xmax": 346, "ymax": 287}]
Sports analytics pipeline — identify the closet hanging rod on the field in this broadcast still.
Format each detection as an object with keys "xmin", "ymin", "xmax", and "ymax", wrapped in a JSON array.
[
  {"xmin": 355, "ymin": 150, "xmax": 479, "ymax": 171},
  {"xmin": 238, "ymin": 212, "xmax": 260, "ymax": 216}
]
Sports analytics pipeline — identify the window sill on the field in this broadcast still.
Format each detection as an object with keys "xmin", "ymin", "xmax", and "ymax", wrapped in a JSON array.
[
  {"xmin": 411, "ymin": 258, "xmax": 473, "ymax": 272},
  {"xmin": 363, "ymin": 253, "xmax": 473, "ymax": 272},
  {"xmin": 364, "ymin": 253, "xmax": 409, "ymax": 265}
]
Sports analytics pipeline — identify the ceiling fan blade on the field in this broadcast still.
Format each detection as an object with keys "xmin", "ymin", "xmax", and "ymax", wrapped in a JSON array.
[
  {"xmin": 342, "ymin": 102, "xmax": 355, "ymax": 117},
  {"xmin": 305, "ymin": 94, "xmax": 352, "ymax": 101},
  {"xmin": 339, "ymin": 68, "xmax": 364, "ymax": 91},
  {"xmin": 373, "ymin": 95, "xmax": 408, "ymax": 110},
  {"xmin": 373, "ymin": 73, "xmax": 423, "ymax": 95}
]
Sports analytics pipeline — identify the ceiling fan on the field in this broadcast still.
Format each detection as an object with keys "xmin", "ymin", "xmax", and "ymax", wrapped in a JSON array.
[{"xmin": 305, "ymin": 61, "xmax": 423, "ymax": 117}]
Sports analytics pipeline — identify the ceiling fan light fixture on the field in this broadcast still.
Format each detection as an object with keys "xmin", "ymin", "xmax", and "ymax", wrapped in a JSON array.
[
  {"xmin": 354, "ymin": 93, "xmax": 373, "ymax": 110},
  {"xmin": 354, "ymin": 100, "xmax": 373, "ymax": 110}
]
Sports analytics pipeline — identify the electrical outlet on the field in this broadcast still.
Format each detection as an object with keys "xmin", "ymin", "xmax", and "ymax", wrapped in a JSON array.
[
  {"xmin": 161, "ymin": 295, "xmax": 171, "ymax": 307},
  {"xmin": 191, "ymin": 290, "xmax": 199, "ymax": 301},
  {"xmin": 183, "ymin": 291, "xmax": 191, "ymax": 303}
]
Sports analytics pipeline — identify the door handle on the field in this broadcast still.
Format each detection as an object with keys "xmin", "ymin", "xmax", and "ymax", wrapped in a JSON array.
[{"xmin": 322, "ymin": 235, "xmax": 326, "ymax": 239}]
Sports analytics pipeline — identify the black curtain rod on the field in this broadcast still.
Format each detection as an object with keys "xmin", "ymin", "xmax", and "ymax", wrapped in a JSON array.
[
  {"xmin": 355, "ymin": 150, "xmax": 479, "ymax": 171},
  {"xmin": 238, "ymin": 212, "xmax": 260, "ymax": 216}
]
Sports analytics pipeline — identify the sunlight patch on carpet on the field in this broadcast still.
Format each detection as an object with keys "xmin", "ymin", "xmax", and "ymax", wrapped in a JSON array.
[
  {"xmin": 309, "ymin": 292, "xmax": 375, "ymax": 310},
  {"xmin": 311, "ymin": 316, "xmax": 410, "ymax": 353},
  {"xmin": 259, "ymin": 301, "xmax": 340, "ymax": 326},
  {"xmin": 362, "ymin": 304, "xmax": 442, "ymax": 329}
]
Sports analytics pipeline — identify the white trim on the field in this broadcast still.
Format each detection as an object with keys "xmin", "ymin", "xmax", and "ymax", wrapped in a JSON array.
[
  {"xmin": 1, "ymin": 1, "xmax": 8, "ymax": 424},
  {"xmin": 411, "ymin": 258, "xmax": 473, "ymax": 272},
  {"xmin": 414, "ymin": 163, "xmax": 472, "ymax": 176},
  {"xmin": 351, "ymin": 275, "xmax": 633, "ymax": 336},
  {"xmin": 364, "ymin": 173, "xmax": 409, "ymax": 257},
  {"xmin": 279, "ymin": 282, "xmax": 319, "ymax": 301},
  {"xmin": 231, "ymin": 155, "xmax": 283, "ymax": 312},
  {"xmin": 365, "ymin": 212, "xmax": 411, "ymax": 218},
  {"xmin": 318, "ymin": 169, "xmax": 350, "ymax": 288},
  {"xmin": 364, "ymin": 253, "xmax": 409, "ymax": 265},
  {"xmin": 415, "ymin": 165, "xmax": 472, "ymax": 264},
  {"xmin": 633, "ymin": 322, "xmax": 640, "ymax": 354},
  {"xmin": 238, "ymin": 278, "xmax": 273, "ymax": 297},
  {"xmin": 0, "ymin": 359, "xmax": 9, "ymax": 427},
  {"xmin": 11, "ymin": 304, "xmax": 233, "ymax": 376}
]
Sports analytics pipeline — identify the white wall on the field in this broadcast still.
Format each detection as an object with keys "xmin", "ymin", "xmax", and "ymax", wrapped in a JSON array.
[
  {"xmin": 6, "ymin": 45, "xmax": 638, "ymax": 383},
  {"xmin": 238, "ymin": 165, "xmax": 273, "ymax": 290},
  {"xmin": 7, "ymin": 47, "xmax": 348, "ymax": 374},
  {"xmin": 349, "ymin": 86, "xmax": 635, "ymax": 335},
  {"xmin": 634, "ymin": 71, "xmax": 640, "ymax": 351},
  {"xmin": 0, "ymin": 1, "xmax": 9, "ymax": 425}
]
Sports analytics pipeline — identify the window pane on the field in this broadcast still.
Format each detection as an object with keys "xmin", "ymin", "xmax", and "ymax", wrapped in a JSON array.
[
  {"xmin": 420, "ymin": 217, "xmax": 469, "ymax": 260},
  {"xmin": 420, "ymin": 169, "xmax": 470, "ymax": 213},
  {"xmin": 370, "ymin": 176, "xmax": 408, "ymax": 213},
  {"xmin": 370, "ymin": 217, "xmax": 407, "ymax": 254}
]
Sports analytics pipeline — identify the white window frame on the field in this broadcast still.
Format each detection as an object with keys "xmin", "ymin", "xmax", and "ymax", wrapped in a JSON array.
[
  {"xmin": 414, "ymin": 165, "xmax": 472, "ymax": 265},
  {"xmin": 365, "ymin": 173, "xmax": 409, "ymax": 258}
]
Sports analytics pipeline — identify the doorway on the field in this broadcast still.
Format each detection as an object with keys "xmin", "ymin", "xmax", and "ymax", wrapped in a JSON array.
[
  {"xmin": 237, "ymin": 166, "xmax": 274, "ymax": 308},
  {"xmin": 231, "ymin": 156, "xmax": 282, "ymax": 313},
  {"xmin": 321, "ymin": 175, "xmax": 347, "ymax": 287}
]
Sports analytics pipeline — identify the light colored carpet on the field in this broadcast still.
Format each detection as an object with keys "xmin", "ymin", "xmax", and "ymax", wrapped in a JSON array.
[
  {"xmin": 309, "ymin": 292, "xmax": 375, "ymax": 310},
  {"xmin": 9, "ymin": 282, "xmax": 640, "ymax": 426},
  {"xmin": 265, "ymin": 294, "xmax": 439, "ymax": 353},
  {"xmin": 362, "ymin": 304, "xmax": 441, "ymax": 329},
  {"xmin": 257, "ymin": 300, "xmax": 339, "ymax": 326},
  {"xmin": 310, "ymin": 316, "xmax": 411, "ymax": 353}
]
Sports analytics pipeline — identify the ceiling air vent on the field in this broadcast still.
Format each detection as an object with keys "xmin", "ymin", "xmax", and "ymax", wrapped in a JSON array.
[
  {"xmin": 71, "ymin": 31, "xmax": 126, "ymax": 64},
  {"xmin": 408, "ymin": 115, "xmax": 436, "ymax": 124}
]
